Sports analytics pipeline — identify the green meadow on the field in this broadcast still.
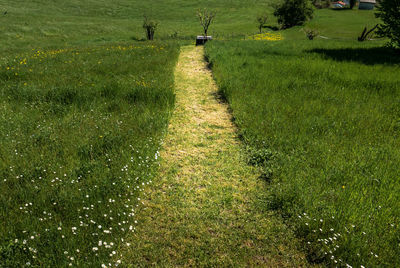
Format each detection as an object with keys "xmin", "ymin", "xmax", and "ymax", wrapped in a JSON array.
[
  {"xmin": 1, "ymin": 0, "xmax": 399, "ymax": 266},
  {"xmin": 1, "ymin": 0, "xmax": 273, "ymax": 53},
  {"xmin": 205, "ymin": 40, "xmax": 400, "ymax": 266},
  {"xmin": 1, "ymin": 0, "xmax": 379, "ymax": 51},
  {"xmin": 0, "ymin": 43, "xmax": 179, "ymax": 266}
]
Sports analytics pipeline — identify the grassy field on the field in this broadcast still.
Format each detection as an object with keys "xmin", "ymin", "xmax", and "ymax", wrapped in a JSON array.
[
  {"xmin": 0, "ymin": 0, "xmax": 270, "ymax": 266},
  {"xmin": 1, "ymin": 0, "xmax": 381, "ymax": 53},
  {"xmin": 1, "ymin": 0, "xmax": 396, "ymax": 266},
  {"xmin": 205, "ymin": 40, "xmax": 400, "ymax": 267},
  {"xmin": 0, "ymin": 0, "xmax": 273, "ymax": 54},
  {"xmin": 284, "ymin": 8, "xmax": 380, "ymax": 40},
  {"xmin": 0, "ymin": 42, "xmax": 179, "ymax": 266}
]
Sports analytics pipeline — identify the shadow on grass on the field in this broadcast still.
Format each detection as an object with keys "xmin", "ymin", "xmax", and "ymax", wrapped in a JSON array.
[
  {"xmin": 263, "ymin": 25, "xmax": 280, "ymax": 31},
  {"xmin": 130, "ymin": 36, "xmax": 146, "ymax": 42},
  {"xmin": 308, "ymin": 47, "xmax": 400, "ymax": 65}
]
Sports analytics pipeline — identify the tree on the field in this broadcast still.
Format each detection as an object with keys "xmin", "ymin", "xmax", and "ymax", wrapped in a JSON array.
[
  {"xmin": 349, "ymin": 0, "xmax": 357, "ymax": 9},
  {"xmin": 375, "ymin": 0, "xmax": 400, "ymax": 48},
  {"xmin": 197, "ymin": 9, "xmax": 216, "ymax": 37},
  {"xmin": 273, "ymin": 0, "xmax": 314, "ymax": 29},
  {"xmin": 143, "ymin": 16, "xmax": 158, "ymax": 40},
  {"xmin": 256, "ymin": 13, "xmax": 268, "ymax": 33}
]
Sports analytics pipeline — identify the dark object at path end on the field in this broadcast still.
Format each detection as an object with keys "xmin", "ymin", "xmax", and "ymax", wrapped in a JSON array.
[{"xmin": 196, "ymin": 36, "xmax": 212, "ymax": 46}]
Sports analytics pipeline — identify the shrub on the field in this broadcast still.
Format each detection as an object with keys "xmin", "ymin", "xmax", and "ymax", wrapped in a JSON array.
[
  {"xmin": 143, "ymin": 16, "xmax": 158, "ymax": 40},
  {"xmin": 197, "ymin": 8, "xmax": 216, "ymax": 37},
  {"xmin": 375, "ymin": 0, "xmax": 400, "ymax": 48},
  {"xmin": 304, "ymin": 28, "xmax": 319, "ymax": 40},
  {"xmin": 273, "ymin": 0, "xmax": 314, "ymax": 29},
  {"xmin": 256, "ymin": 13, "xmax": 268, "ymax": 33}
]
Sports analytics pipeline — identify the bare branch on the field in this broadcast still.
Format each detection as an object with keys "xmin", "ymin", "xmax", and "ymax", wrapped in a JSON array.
[{"xmin": 197, "ymin": 9, "xmax": 216, "ymax": 37}]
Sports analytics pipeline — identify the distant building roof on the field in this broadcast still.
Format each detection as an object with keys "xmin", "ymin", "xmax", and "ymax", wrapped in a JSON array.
[{"xmin": 360, "ymin": 0, "xmax": 376, "ymax": 3}]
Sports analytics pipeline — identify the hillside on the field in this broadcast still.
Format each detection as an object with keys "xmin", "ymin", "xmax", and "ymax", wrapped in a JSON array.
[
  {"xmin": 1, "ymin": 0, "xmax": 270, "ymax": 53},
  {"xmin": 1, "ymin": 0, "xmax": 380, "ymax": 53}
]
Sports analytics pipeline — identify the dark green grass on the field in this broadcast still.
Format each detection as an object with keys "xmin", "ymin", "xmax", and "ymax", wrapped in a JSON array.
[
  {"xmin": 205, "ymin": 40, "xmax": 400, "ymax": 267},
  {"xmin": 0, "ymin": 42, "xmax": 179, "ymax": 267}
]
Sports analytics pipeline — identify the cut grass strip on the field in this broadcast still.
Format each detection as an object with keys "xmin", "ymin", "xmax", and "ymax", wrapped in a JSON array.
[{"xmin": 120, "ymin": 46, "xmax": 308, "ymax": 266}]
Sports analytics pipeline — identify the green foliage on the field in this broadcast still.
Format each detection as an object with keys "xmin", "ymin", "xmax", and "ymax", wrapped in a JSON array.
[
  {"xmin": 304, "ymin": 28, "xmax": 319, "ymax": 39},
  {"xmin": 246, "ymin": 147, "xmax": 275, "ymax": 180},
  {"xmin": 247, "ymin": 147, "xmax": 274, "ymax": 168},
  {"xmin": 206, "ymin": 40, "xmax": 400, "ymax": 267},
  {"xmin": 273, "ymin": 0, "xmax": 314, "ymax": 29},
  {"xmin": 0, "ymin": 43, "xmax": 179, "ymax": 266},
  {"xmin": 375, "ymin": 0, "xmax": 400, "ymax": 48},
  {"xmin": 143, "ymin": 16, "xmax": 159, "ymax": 40},
  {"xmin": 0, "ymin": 239, "xmax": 31, "ymax": 267}
]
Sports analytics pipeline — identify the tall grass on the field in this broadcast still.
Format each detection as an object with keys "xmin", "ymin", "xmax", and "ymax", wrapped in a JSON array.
[
  {"xmin": 205, "ymin": 40, "xmax": 400, "ymax": 267},
  {"xmin": 0, "ymin": 42, "xmax": 179, "ymax": 266}
]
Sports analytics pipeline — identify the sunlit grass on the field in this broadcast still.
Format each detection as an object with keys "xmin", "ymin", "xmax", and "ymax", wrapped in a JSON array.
[
  {"xmin": 206, "ymin": 40, "xmax": 400, "ymax": 267},
  {"xmin": 0, "ymin": 42, "xmax": 179, "ymax": 267},
  {"xmin": 0, "ymin": 0, "xmax": 380, "ymax": 53},
  {"xmin": 247, "ymin": 32, "xmax": 283, "ymax": 41},
  {"xmin": 0, "ymin": 0, "xmax": 389, "ymax": 266}
]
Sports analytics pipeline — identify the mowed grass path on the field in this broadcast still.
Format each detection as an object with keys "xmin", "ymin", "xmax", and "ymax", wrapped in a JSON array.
[{"xmin": 120, "ymin": 46, "xmax": 308, "ymax": 266}]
